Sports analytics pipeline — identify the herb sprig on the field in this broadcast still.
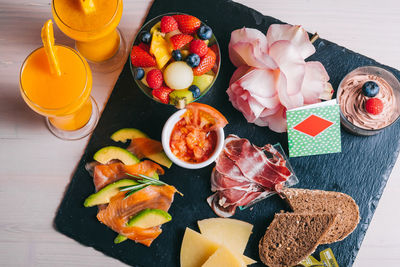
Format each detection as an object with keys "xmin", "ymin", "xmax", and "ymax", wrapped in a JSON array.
[{"xmin": 119, "ymin": 174, "xmax": 182, "ymax": 199}]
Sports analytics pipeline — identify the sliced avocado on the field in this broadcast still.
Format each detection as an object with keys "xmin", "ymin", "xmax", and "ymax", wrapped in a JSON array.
[
  {"xmin": 148, "ymin": 152, "xmax": 172, "ymax": 168},
  {"xmin": 128, "ymin": 208, "xmax": 172, "ymax": 228},
  {"xmin": 111, "ymin": 128, "xmax": 172, "ymax": 168},
  {"xmin": 114, "ymin": 234, "xmax": 128, "ymax": 244},
  {"xmin": 111, "ymin": 128, "xmax": 149, "ymax": 143},
  {"xmin": 152, "ymin": 172, "xmax": 159, "ymax": 180},
  {"xmin": 192, "ymin": 74, "xmax": 215, "ymax": 92},
  {"xmin": 84, "ymin": 179, "xmax": 138, "ymax": 207},
  {"xmin": 93, "ymin": 146, "xmax": 139, "ymax": 165},
  {"xmin": 114, "ymin": 209, "xmax": 172, "ymax": 244},
  {"xmin": 169, "ymin": 89, "xmax": 194, "ymax": 106}
]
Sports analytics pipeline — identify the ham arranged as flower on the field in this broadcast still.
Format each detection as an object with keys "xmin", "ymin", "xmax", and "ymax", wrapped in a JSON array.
[
  {"xmin": 227, "ymin": 25, "xmax": 333, "ymax": 132},
  {"xmin": 207, "ymin": 135, "xmax": 292, "ymax": 217}
]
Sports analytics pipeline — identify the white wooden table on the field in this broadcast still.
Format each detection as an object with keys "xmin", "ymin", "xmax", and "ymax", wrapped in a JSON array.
[{"xmin": 1, "ymin": 0, "xmax": 399, "ymax": 266}]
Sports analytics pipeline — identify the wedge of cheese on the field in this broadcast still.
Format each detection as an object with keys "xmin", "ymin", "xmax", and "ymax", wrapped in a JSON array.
[
  {"xmin": 198, "ymin": 218, "xmax": 256, "ymax": 265},
  {"xmin": 242, "ymin": 256, "xmax": 257, "ymax": 265},
  {"xmin": 198, "ymin": 218, "xmax": 253, "ymax": 253},
  {"xmin": 181, "ymin": 220, "xmax": 256, "ymax": 267},
  {"xmin": 202, "ymin": 246, "xmax": 246, "ymax": 267},
  {"xmin": 180, "ymin": 228, "xmax": 220, "ymax": 267}
]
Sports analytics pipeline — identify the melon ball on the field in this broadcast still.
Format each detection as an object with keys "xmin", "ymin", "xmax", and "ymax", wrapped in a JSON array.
[{"xmin": 163, "ymin": 62, "xmax": 193, "ymax": 90}]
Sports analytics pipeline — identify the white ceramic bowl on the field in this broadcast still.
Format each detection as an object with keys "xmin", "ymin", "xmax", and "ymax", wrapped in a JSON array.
[{"xmin": 162, "ymin": 109, "xmax": 225, "ymax": 169}]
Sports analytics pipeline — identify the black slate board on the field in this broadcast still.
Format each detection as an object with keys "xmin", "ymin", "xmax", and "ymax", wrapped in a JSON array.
[{"xmin": 54, "ymin": 0, "xmax": 400, "ymax": 266}]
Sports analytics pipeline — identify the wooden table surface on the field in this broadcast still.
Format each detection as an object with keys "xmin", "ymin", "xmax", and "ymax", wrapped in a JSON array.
[{"xmin": 1, "ymin": 0, "xmax": 399, "ymax": 266}]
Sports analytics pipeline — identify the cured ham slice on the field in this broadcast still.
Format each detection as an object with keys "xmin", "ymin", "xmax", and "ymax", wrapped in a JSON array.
[
  {"xmin": 223, "ymin": 136, "xmax": 290, "ymax": 189},
  {"xmin": 207, "ymin": 193, "xmax": 237, "ymax": 218},
  {"xmin": 215, "ymin": 153, "xmax": 248, "ymax": 182},
  {"xmin": 97, "ymin": 185, "xmax": 177, "ymax": 246},
  {"xmin": 208, "ymin": 135, "xmax": 293, "ymax": 217},
  {"xmin": 92, "ymin": 161, "xmax": 164, "ymax": 191},
  {"xmin": 211, "ymin": 169, "xmax": 249, "ymax": 192}
]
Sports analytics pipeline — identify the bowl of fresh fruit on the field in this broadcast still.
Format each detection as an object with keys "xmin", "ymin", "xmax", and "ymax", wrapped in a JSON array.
[{"xmin": 130, "ymin": 13, "xmax": 220, "ymax": 107}]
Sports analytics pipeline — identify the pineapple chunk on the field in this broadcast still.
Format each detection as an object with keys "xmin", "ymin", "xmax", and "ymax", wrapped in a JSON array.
[
  {"xmin": 150, "ymin": 22, "xmax": 161, "ymax": 35},
  {"xmin": 150, "ymin": 33, "xmax": 172, "ymax": 69}
]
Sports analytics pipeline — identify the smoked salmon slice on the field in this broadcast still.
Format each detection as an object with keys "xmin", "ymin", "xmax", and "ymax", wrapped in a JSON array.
[
  {"xmin": 93, "ymin": 160, "xmax": 164, "ymax": 191},
  {"xmin": 125, "ymin": 160, "xmax": 164, "ymax": 176},
  {"xmin": 127, "ymin": 137, "xmax": 163, "ymax": 159},
  {"xmin": 96, "ymin": 185, "xmax": 177, "ymax": 246}
]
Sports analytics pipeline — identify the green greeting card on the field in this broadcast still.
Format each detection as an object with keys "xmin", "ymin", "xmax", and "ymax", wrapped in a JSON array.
[{"xmin": 287, "ymin": 100, "xmax": 341, "ymax": 157}]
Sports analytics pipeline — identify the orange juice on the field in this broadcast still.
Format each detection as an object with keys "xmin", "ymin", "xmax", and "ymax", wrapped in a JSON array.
[
  {"xmin": 20, "ymin": 45, "xmax": 93, "ymax": 131},
  {"xmin": 52, "ymin": 0, "xmax": 123, "ymax": 62}
]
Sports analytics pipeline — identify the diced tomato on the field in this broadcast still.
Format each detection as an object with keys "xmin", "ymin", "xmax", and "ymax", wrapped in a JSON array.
[
  {"xmin": 169, "ymin": 103, "xmax": 226, "ymax": 163},
  {"xmin": 170, "ymin": 118, "xmax": 218, "ymax": 163}
]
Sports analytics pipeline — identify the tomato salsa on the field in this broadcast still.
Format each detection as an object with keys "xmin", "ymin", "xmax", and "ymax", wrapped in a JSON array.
[
  {"xmin": 169, "ymin": 103, "xmax": 228, "ymax": 164},
  {"xmin": 170, "ymin": 117, "xmax": 218, "ymax": 163}
]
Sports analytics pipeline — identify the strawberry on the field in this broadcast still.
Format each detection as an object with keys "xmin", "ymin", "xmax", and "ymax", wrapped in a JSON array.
[
  {"xmin": 138, "ymin": 42, "xmax": 150, "ymax": 53},
  {"xmin": 146, "ymin": 69, "xmax": 163, "ymax": 89},
  {"xmin": 189, "ymin": 40, "xmax": 208, "ymax": 57},
  {"xmin": 172, "ymin": 15, "xmax": 201, "ymax": 34},
  {"xmin": 209, "ymin": 44, "xmax": 219, "ymax": 57},
  {"xmin": 209, "ymin": 44, "xmax": 220, "ymax": 73},
  {"xmin": 170, "ymin": 34, "xmax": 193, "ymax": 50},
  {"xmin": 160, "ymin": 16, "xmax": 178, "ymax": 33},
  {"xmin": 365, "ymin": 98, "xmax": 384, "ymax": 115},
  {"xmin": 131, "ymin": 45, "xmax": 156, "ymax": 67},
  {"xmin": 152, "ymin": 86, "xmax": 173, "ymax": 104},
  {"xmin": 193, "ymin": 48, "xmax": 216, "ymax": 76}
]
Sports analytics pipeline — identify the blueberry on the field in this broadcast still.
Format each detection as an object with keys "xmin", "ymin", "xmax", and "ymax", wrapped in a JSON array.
[
  {"xmin": 140, "ymin": 31, "xmax": 151, "ymax": 44},
  {"xmin": 362, "ymin": 81, "xmax": 380, "ymax": 97},
  {"xmin": 189, "ymin": 85, "xmax": 201, "ymax": 98},
  {"xmin": 133, "ymin": 67, "xmax": 145, "ymax": 80},
  {"xmin": 186, "ymin": 53, "xmax": 200, "ymax": 68},
  {"xmin": 172, "ymin": 50, "xmax": 182, "ymax": 61},
  {"xmin": 197, "ymin": 25, "xmax": 213, "ymax": 40}
]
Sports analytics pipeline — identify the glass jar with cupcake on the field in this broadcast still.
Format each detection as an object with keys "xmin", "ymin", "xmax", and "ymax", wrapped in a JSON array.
[{"xmin": 337, "ymin": 66, "xmax": 400, "ymax": 136}]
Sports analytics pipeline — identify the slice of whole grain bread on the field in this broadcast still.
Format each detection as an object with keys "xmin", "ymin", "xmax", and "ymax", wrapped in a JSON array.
[
  {"xmin": 259, "ymin": 212, "xmax": 336, "ymax": 267},
  {"xmin": 280, "ymin": 188, "xmax": 360, "ymax": 244}
]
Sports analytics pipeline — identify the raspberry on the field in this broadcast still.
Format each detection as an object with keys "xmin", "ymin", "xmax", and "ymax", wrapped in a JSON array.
[
  {"xmin": 365, "ymin": 98, "xmax": 384, "ymax": 115},
  {"xmin": 160, "ymin": 16, "xmax": 178, "ymax": 33},
  {"xmin": 189, "ymin": 40, "xmax": 208, "ymax": 57}
]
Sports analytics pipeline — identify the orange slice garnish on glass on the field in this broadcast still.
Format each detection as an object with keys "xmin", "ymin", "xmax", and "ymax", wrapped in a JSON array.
[
  {"xmin": 79, "ymin": 0, "xmax": 96, "ymax": 15},
  {"xmin": 41, "ymin": 19, "xmax": 61, "ymax": 76}
]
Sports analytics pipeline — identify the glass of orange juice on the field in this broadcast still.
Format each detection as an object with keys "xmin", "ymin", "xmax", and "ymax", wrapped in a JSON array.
[
  {"xmin": 20, "ymin": 20, "xmax": 99, "ymax": 140},
  {"xmin": 51, "ymin": 0, "xmax": 125, "ymax": 72}
]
